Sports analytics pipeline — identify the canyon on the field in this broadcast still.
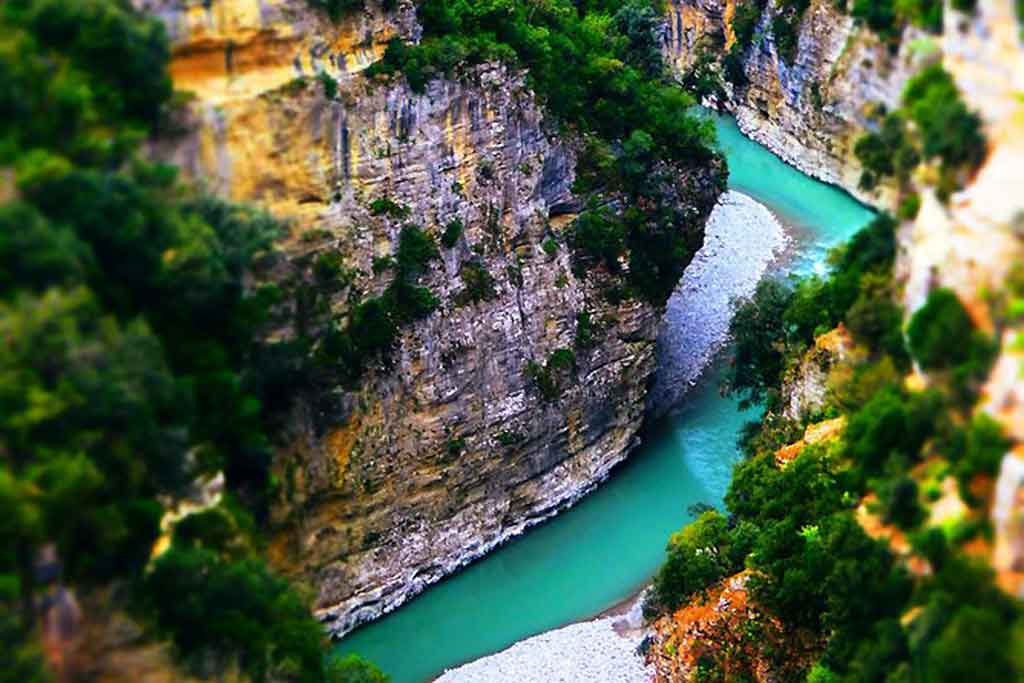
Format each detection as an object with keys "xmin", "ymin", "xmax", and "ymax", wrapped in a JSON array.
[
  {"xmin": 143, "ymin": 0, "xmax": 1024, "ymax": 678},
  {"xmin": 142, "ymin": 0, "xmax": 722, "ymax": 637}
]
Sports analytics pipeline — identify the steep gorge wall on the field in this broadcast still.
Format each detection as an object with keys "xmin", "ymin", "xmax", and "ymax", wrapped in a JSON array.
[
  {"xmin": 142, "ymin": 0, "xmax": 721, "ymax": 635},
  {"xmin": 895, "ymin": 0, "xmax": 1024, "ymax": 597},
  {"xmin": 664, "ymin": 0, "xmax": 926, "ymax": 206}
]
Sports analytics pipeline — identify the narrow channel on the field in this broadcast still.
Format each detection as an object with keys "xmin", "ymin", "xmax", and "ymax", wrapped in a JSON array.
[{"xmin": 333, "ymin": 112, "xmax": 877, "ymax": 683}]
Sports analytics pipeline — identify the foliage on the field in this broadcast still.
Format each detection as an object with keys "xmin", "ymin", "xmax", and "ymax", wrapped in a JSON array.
[
  {"xmin": 306, "ymin": 0, "xmax": 364, "ymax": 21},
  {"xmin": 903, "ymin": 64, "xmax": 986, "ymax": 174},
  {"xmin": 326, "ymin": 655, "xmax": 390, "ymax": 683},
  {"xmin": 724, "ymin": 278, "xmax": 795, "ymax": 407},
  {"xmin": 0, "ymin": 1, "xmax": 384, "ymax": 678},
  {"xmin": 873, "ymin": 473, "xmax": 924, "ymax": 529},
  {"xmin": 651, "ymin": 511, "xmax": 754, "ymax": 611},
  {"xmin": 656, "ymin": 211, "xmax": 1021, "ymax": 681},
  {"xmin": 907, "ymin": 288, "xmax": 996, "ymax": 400},
  {"xmin": 575, "ymin": 311, "xmax": 599, "ymax": 349},
  {"xmin": 770, "ymin": 0, "xmax": 810, "ymax": 64},
  {"xmin": 440, "ymin": 218, "xmax": 463, "ymax": 248},
  {"xmin": 395, "ymin": 224, "xmax": 439, "ymax": 275},
  {"xmin": 725, "ymin": 214, "xmax": 903, "ymax": 408},
  {"xmin": 369, "ymin": 197, "xmax": 410, "ymax": 219},
  {"xmin": 457, "ymin": 260, "xmax": 497, "ymax": 304},
  {"xmin": 854, "ymin": 65, "xmax": 985, "ymax": 200},
  {"xmin": 318, "ymin": 70, "xmax": 339, "ymax": 99},
  {"xmin": 842, "ymin": 388, "xmax": 942, "ymax": 479},
  {"xmin": 572, "ymin": 207, "xmax": 627, "ymax": 270},
  {"xmin": 525, "ymin": 348, "xmax": 577, "ymax": 401},
  {"xmin": 143, "ymin": 548, "xmax": 325, "ymax": 682},
  {"xmin": 944, "ymin": 414, "xmax": 1012, "ymax": 502},
  {"xmin": 732, "ymin": 0, "xmax": 768, "ymax": 49},
  {"xmin": 850, "ymin": 0, "xmax": 943, "ymax": 38}
]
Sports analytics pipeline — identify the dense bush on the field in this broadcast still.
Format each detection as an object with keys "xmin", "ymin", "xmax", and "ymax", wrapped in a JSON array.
[
  {"xmin": 525, "ymin": 348, "xmax": 577, "ymax": 401},
  {"xmin": 457, "ymin": 260, "xmax": 497, "ymax": 304},
  {"xmin": 843, "ymin": 388, "xmax": 943, "ymax": 479},
  {"xmin": 771, "ymin": 0, "xmax": 810, "ymax": 63},
  {"xmin": 440, "ymin": 218, "xmax": 463, "ymax": 248},
  {"xmin": 907, "ymin": 288, "xmax": 996, "ymax": 400},
  {"xmin": 903, "ymin": 65, "xmax": 986, "ymax": 174},
  {"xmin": 855, "ymin": 65, "xmax": 985, "ymax": 200},
  {"xmin": 945, "ymin": 414, "xmax": 1012, "ymax": 501},
  {"xmin": 850, "ymin": 0, "xmax": 942, "ymax": 37},
  {"xmin": 724, "ymin": 278, "xmax": 795, "ymax": 407},
  {"xmin": 651, "ymin": 511, "xmax": 754, "ymax": 611},
  {"xmin": 726, "ymin": 213, "xmax": 902, "ymax": 407},
  {"xmin": 306, "ymin": 0, "xmax": 364, "ymax": 21}
]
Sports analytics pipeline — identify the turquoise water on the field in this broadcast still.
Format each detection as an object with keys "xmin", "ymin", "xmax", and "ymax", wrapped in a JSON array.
[{"xmin": 333, "ymin": 114, "xmax": 876, "ymax": 683}]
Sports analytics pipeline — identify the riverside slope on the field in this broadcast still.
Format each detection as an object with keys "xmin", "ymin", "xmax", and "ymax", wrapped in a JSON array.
[{"xmin": 143, "ymin": 0, "xmax": 721, "ymax": 638}]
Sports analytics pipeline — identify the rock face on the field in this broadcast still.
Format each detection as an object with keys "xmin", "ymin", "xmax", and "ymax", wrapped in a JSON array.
[
  {"xmin": 892, "ymin": 0, "xmax": 1024, "ymax": 597},
  {"xmin": 143, "ymin": 0, "xmax": 721, "ymax": 635},
  {"xmin": 663, "ymin": 0, "xmax": 925, "ymax": 205}
]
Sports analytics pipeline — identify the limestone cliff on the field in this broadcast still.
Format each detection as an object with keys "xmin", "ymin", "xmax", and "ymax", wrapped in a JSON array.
[
  {"xmin": 143, "ymin": 0, "xmax": 721, "ymax": 636},
  {"xmin": 663, "ymin": 0, "xmax": 926, "ymax": 206},
  {"xmin": 893, "ymin": 0, "xmax": 1024, "ymax": 597}
]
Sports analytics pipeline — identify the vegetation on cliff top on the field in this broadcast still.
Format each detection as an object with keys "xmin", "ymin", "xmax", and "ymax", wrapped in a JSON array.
[
  {"xmin": 366, "ymin": 0, "xmax": 724, "ymax": 304},
  {"xmin": 0, "ymin": 1, "xmax": 384, "ymax": 680},
  {"xmin": 651, "ymin": 214, "xmax": 1021, "ymax": 681}
]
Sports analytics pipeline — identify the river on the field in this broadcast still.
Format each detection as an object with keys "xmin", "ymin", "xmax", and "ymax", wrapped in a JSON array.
[{"xmin": 333, "ymin": 112, "xmax": 877, "ymax": 683}]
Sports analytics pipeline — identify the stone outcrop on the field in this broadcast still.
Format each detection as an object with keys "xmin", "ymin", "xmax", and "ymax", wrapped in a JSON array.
[
  {"xmin": 664, "ymin": 0, "xmax": 926, "ymax": 206},
  {"xmin": 143, "ymin": 0, "xmax": 721, "ymax": 636}
]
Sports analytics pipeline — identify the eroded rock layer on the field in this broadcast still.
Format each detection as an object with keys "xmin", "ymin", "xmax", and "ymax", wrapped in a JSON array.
[{"xmin": 663, "ymin": 0, "xmax": 925, "ymax": 205}]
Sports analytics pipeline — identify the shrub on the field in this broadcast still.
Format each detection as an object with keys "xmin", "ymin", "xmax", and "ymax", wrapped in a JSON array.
[
  {"xmin": 457, "ymin": 260, "xmax": 497, "ymax": 304},
  {"xmin": 946, "ymin": 414, "xmax": 1011, "ymax": 501},
  {"xmin": 143, "ymin": 548, "xmax": 325, "ymax": 682},
  {"xmin": 525, "ymin": 348, "xmax": 576, "ymax": 400},
  {"xmin": 725, "ymin": 278, "xmax": 794, "ymax": 406},
  {"xmin": 306, "ymin": 0, "xmax": 364, "ymax": 21},
  {"xmin": 395, "ymin": 224, "xmax": 439, "ymax": 275},
  {"xmin": 907, "ymin": 289, "xmax": 995, "ymax": 385},
  {"xmin": 496, "ymin": 430, "xmax": 523, "ymax": 446},
  {"xmin": 445, "ymin": 437, "xmax": 465, "ymax": 459},
  {"xmin": 440, "ymin": 219, "xmax": 462, "ymax": 248},
  {"xmin": 732, "ymin": 0, "xmax": 767, "ymax": 48},
  {"xmin": 575, "ymin": 311, "xmax": 598, "ymax": 349},
  {"xmin": 903, "ymin": 65, "xmax": 986, "ymax": 173},
  {"xmin": 651, "ymin": 511, "xmax": 753, "ymax": 611},
  {"xmin": 572, "ymin": 207, "xmax": 626, "ymax": 270},
  {"xmin": 326, "ymin": 655, "xmax": 390, "ymax": 683},
  {"xmin": 874, "ymin": 474, "xmax": 924, "ymax": 529},
  {"xmin": 318, "ymin": 70, "xmax": 338, "ymax": 99},
  {"xmin": 842, "ymin": 388, "xmax": 942, "ymax": 478},
  {"xmin": 369, "ymin": 197, "xmax": 410, "ymax": 219},
  {"xmin": 897, "ymin": 193, "xmax": 921, "ymax": 220}
]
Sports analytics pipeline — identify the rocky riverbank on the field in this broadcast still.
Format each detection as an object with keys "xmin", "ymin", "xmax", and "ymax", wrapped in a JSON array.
[
  {"xmin": 435, "ymin": 594, "xmax": 651, "ymax": 682},
  {"xmin": 650, "ymin": 190, "xmax": 787, "ymax": 414}
]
